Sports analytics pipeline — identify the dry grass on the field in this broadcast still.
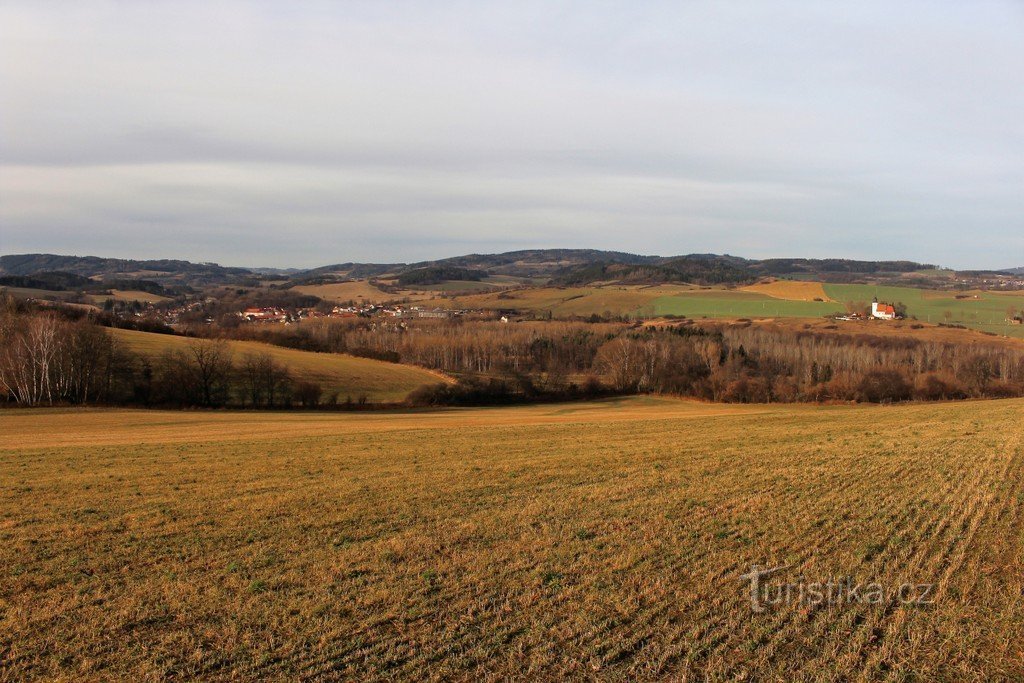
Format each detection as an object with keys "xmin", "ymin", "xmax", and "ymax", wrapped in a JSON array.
[
  {"xmin": 741, "ymin": 279, "xmax": 832, "ymax": 302},
  {"xmin": 714, "ymin": 317, "xmax": 1024, "ymax": 349},
  {"xmin": 292, "ymin": 281, "xmax": 394, "ymax": 304},
  {"xmin": 109, "ymin": 328, "xmax": 449, "ymax": 402},
  {"xmin": 2, "ymin": 397, "xmax": 1023, "ymax": 680}
]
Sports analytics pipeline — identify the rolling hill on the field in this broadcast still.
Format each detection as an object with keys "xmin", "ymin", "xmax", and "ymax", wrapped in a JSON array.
[
  {"xmin": 0, "ymin": 254, "xmax": 253, "ymax": 287},
  {"xmin": 109, "ymin": 328, "xmax": 450, "ymax": 402}
]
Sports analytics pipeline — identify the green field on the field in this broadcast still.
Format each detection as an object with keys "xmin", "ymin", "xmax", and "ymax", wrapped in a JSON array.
[
  {"xmin": 2, "ymin": 397, "xmax": 1023, "ymax": 679},
  {"xmin": 645, "ymin": 290, "xmax": 844, "ymax": 319},
  {"xmin": 823, "ymin": 284, "xmax": 1024, "ymax": 337}
]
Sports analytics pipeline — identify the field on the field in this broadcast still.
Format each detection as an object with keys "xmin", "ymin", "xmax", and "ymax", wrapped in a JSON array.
[
  {"xmin": 740, "ymin": 280, "xmax": 832, "ymax": 302},
  {"xmin": 420, "ymin": 280, "xmax": 1024, "ymax": 338},
  {"xmin": 422, "ymin": 285, "xmax": 702, "ymax": 317},
  {"xmin": 823, "ymin": 283, "xmax": 1024, "ymax": 337},
  {"xmin": 648, "ymin": 289, "xmax": 844, "ymax": 319},
  {"xmin": 695, "ymin": 316, "xmax": 1024, "ymax": 350},
  {"xmin": 291, "ymin": 281, "xmax": 394, "ymax": 304},
  {"xmin": 90, "ymin": 290, "xmax": 172, "ymax": 304},
  {"xmin": 0, "ymin": 286, "xmax": 89, "ymax": 303},
  {"xmin": 2, "ymin": 397, "xmax": 1023, "ymax": 680},
  {"xmin": 109, "ymin": 328, "xmax": 447, "ymax": 402}
]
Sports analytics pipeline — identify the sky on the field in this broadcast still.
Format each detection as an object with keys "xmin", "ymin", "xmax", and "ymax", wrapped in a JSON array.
[{"xmin": 1, "ymin": 1, "xmax": 1023, "ymax": 269}]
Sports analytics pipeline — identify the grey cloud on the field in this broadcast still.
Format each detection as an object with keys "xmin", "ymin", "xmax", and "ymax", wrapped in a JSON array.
[{"xmin": 1, "ymin": 1, "xmax": 1022, "ymax": 267}]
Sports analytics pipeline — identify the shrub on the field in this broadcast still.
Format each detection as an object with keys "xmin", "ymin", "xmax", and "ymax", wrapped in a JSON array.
[{"xmin": 857, "ymin": 369, "xmax": 913, "ymax": 403}]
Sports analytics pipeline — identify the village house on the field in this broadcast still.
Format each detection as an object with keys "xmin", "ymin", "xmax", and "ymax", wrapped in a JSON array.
[{"xmin": 239, "ymin": 306, "xmax": 288, "ymax": 322}]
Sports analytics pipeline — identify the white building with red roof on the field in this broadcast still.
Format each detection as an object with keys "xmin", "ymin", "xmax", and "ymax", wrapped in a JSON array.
[{"xmin": 871, "ymin": 299, "xmax": 897, "ymax": 320}]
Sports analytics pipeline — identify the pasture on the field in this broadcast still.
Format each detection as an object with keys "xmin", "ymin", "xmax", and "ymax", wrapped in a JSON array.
[
  {"xmin": 109, "ymin": 328, "xmax": 447, "ymax": 403},
  {"xmin": 2, "ymin": 397, "xmax": 1023, "ymax": 680},
  {"xmin": 647, "ymin": 289, "xmax": 843, "ymax": 319},
  {"xmin": 823, "ymin": 283, "xmax": 1024, "ymax": 337}
]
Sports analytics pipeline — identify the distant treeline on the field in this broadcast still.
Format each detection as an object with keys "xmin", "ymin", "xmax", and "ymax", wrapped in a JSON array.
[
  {"xmin": 199, "ymin": 315, "xmax": 1024, "ymax": 404},
  {"xmin": 396, "ymin": 266, "xmax": 487, "ymax": 286},
  {"xmin": 5, "ymin": 296, "xmax": 1024, "ymax": 408},
  {"xmin": 552, "ymin": 255, "xmax": 939, "ymax": 287},
  {"xmin": 0, "ymin": 271, "xmax": 177, "ymax": 297}
]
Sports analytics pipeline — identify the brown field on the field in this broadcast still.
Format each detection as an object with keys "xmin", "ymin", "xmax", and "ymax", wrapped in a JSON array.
[
  {"xmin": 292, "ymin": 281, "xmax": 394, "ymax": 304},
  {"xmin": 109, "ymin": 328, "xmax": 449, "ymax": 402},
  {"xmin": 741, "ymin": 279, "xmax": 832, "ymax": 302},
  {"xmin": 2, "ymin": 397, "xmax": 1023, "ymax": 680},
  {"xmin": 694, "ymin": 316, "xmax": 1024, "ymax": 349}
]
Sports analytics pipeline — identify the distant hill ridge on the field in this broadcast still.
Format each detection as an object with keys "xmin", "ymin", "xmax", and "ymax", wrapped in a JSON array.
[
  {"xmin": 1, "ymin": 250, "xmax": 943, "ymax": 287},
  {"xmin": 0, "ymin": 254, "xmax": 251, "ymax": 285}
]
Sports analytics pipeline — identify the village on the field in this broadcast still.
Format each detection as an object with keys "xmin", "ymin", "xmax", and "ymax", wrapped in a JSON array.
[{"xmin": 237, "ymin": 304, "xmax": 470, "ymax": 324}]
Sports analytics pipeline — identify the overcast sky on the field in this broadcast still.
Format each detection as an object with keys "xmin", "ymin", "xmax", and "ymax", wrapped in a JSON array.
[{"xmin": 1, "ymin": 1, "xmax": 1022, "ymax": 268}]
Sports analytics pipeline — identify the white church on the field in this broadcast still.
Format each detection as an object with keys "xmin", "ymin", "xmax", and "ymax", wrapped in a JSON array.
[{"xmin": 871, "ymin": 299, "xmax": 897, "ymax": 320}]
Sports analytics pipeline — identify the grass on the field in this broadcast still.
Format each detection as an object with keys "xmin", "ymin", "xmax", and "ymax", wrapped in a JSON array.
[
  {"xmin": 422, "ymin": 284, "xmax": 701, "ymax": 317},
  {"xmin": 291, "ymin": 281, "xmax": 393, "ymax": 304},
  {"xmin": 740, "ymin": 280, "xmax": 832, "ymax": 302},
  {"xmin": 648, "ymin": 289, "xmax": 844, "ymax": 319},
  {"xmin": 90, "ymin": 290, "xmax": 171, "ymax": 304},
  {"xmin": 109, "ymin": 328, "xmax": 448, "ymax": 402},
  {"xmin": 383, "ymin": 281, "xmax": 1024, "ymax": 336},
  {"xmin": 713, "ymin": 316, "xmax": 1024, "ymax": 349},
  {"xmin": 2, "ymin": 397, "xmax": 1023, "ymax": 680},
  {"xmin": 823, "ymin": 283, "xmax": 1024, "ymax": 337}
]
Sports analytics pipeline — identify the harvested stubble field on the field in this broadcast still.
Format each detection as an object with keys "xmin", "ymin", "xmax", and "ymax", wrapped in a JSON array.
[{"xmin": 2, "ymin": 397, "xmax": 1024, "ymax": 681}]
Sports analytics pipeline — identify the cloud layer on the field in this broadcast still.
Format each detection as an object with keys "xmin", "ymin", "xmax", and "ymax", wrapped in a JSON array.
[{"xmin": 2, "ymin": 1, "xmax": 1022, "ymax": 267}]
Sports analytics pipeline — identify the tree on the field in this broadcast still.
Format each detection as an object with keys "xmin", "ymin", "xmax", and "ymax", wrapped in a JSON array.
[
  {"xmin": 154, "ymin": 340, "xmax": 233, "ymax": 407},
  {"xmin": 293, "ymin": 381, "xmax": 322, "ymax": 408},
  {"xmin": 240, "ymin": 352, "xmax": 291, "ymax": 408},
  {"xmin": 189, "ymin": 340, "xmax": 234, "ymax": 407}
]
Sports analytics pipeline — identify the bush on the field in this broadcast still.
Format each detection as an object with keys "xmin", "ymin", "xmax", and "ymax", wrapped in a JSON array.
[
  {"xmin": 406, "ymin": 378, "xmax": 515, "ymax": 407},
  {"xmin": 914, "ymin": 374, "xmax": 966, "ymax": 401},
  {"xmin": 857, "ymin": 369, "xmax": 913, "ymax": 403}
]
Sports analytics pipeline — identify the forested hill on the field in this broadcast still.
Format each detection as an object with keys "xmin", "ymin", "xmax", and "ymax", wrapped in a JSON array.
[
  {"xmin": 0, "ymin": 254, "xmax": 253, "ymax": 286},
  {"xmin": 2, "ymin": 249, "xmax": 944, "ymax": 287}
]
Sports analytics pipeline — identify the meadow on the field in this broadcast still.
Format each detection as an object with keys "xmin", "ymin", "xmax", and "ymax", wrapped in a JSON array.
[
  {"xmin": 2, "ymin": 397, "xmax": 1022, "ymax": 680},
  {"xmin": 413, "ymin": 278, "xmax": 1024, "ymax": 338},
  {"xmin": 822, "ymin": 283, "xmax": 1024, "ymax": 337},
  {"xmin": 109, "ymin": 328, "xmax": 446, "ymax": 403}
]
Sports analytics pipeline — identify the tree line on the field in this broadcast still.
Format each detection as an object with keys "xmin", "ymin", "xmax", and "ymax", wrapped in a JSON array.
[
  {"xmin": 0, "ymin": 301, "xmax": 321, "ymax": 408},
  {"xmin": 5, "ymin": 295, "xmax": 1024, "ymax": 408}
]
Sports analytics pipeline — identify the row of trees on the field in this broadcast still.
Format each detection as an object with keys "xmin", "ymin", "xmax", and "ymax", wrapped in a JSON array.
[
  {"xmin": 0, "ymin": 303, "xmax": 324, "ymax": 408},
  {"xmin": 592, "ymin": 324, "xmax": 1024, "ymax": 403},
  {"xmin": 0, "ymin": 311, "xmax": 124, "ymax": 405},
  {"xmin": 5, "ymin": 297, "xmax": 1024, "ymax": 408},
  {"xmin": 208, "ymin": 315, "xmax": 1024, "ymax": 404}
]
